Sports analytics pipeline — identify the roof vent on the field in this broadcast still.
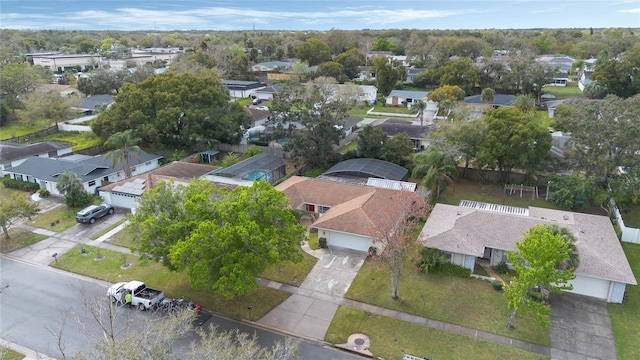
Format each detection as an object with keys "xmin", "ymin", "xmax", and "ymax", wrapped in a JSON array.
[{"xmin": 563, "ymin": 215, "xmax": 569, "ymax": 220}]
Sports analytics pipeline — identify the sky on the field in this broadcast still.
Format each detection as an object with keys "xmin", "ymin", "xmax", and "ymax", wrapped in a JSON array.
[{"xmin": 1, "ymin": 0, "xmax": 639, "ymax": 31}]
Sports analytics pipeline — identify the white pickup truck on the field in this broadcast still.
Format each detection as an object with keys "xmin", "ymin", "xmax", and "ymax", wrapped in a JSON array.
[{"xmin": 107, "ymin": 280, "xmax": 165, "ymax": 311}]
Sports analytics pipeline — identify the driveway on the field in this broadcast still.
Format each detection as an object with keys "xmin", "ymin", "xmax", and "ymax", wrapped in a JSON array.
[
  {"xmin": 257, "ymin": 248, "xmax": 366, "ymax": 340},
  {"xmin": 549, "ymin": 292, "xmax": 617, "ymax": 360}
]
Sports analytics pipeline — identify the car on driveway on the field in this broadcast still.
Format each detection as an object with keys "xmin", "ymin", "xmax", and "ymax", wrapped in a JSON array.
[
  {"xmin": 76, "ymin": 203, "xmax": 114, "ymax": 224},
  {"xmin": 255, "ymin": 105, "xmax": 269, "ymax": 111}
]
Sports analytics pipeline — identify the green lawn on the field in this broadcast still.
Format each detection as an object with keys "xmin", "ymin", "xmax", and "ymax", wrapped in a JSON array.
[
  {"xmin": 325, "ymin": 306, "xmax": 548, "ymax": 360},
  {"xmin": 0, "ymin": 124, "xmax": 40, "ymax": 140},
  {"xmin": 346, "ymin": 257, "xmax": 549, "ymax": 346},
  {"xmin": 28, "ymin": 205, "xmax": 79, "ymax": 232},
  {"xmin": 609, "ymin": 242, "xmax": 640, "ymax": 360},
  {"xmin": 260, "ymin": 249, "xmax": 317, "ymax": 287},
  {"xmin": 438, "ymin": 178, "xmax": 563, "ymax": 211},
  {"xmin": 533, "ymin": 110, "xmax": 554, "ymax": 129},
  {"xmin": 40, "ymin": 131, "xmax": 102, "ymax": 151},
  {"xmin": 348, "ymin": 106, "xmax": 385, "ymax": 118},
  {"xmin": 338, "ymin": 140, "xmax": 357, "ymax": 154},
  {"xmin": 372, "ymin": 104, "xmax": 414, "ymax": 114},
  {"xmin": 0, "ymin": 228, "xmax": 48, "ymax": 253},
  {"xmin": 106, "ymin": 225, "xmax": 137, "ymax": 248},
  {"xmin": 620, "ymin": 204, "xmax": 640, "ymax": 228},
  {"xmin": 0, "ymin": 348, "xmax": 25, "ymax": 360},
  {"xmin": 52, "ymin": 244, "xmax": 292, "ymax": 321},
  {"xmin": 541, "ymin": 83, "xmax": 583, "ymax": 98}
]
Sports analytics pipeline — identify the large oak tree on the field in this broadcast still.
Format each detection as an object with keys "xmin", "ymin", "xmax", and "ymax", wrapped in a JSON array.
[{"xmin": 130, "ymin": 179, "xmax": 306, "ymax": 298}]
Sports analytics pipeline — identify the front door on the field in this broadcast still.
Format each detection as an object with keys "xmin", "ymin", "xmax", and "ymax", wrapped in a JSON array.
[{"xmin": 482, "ymin": 247, "xmax": 491, "ymax": 260}]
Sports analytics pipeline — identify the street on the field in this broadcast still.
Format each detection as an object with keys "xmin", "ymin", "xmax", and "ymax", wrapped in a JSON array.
[{"xmin": 0, "ymin": 256, "xmax": 365, "ymax": 359}]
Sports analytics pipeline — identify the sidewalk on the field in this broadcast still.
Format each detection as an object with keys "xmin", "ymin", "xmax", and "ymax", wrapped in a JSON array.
[{"xmin": 6, "ymin": 202, "xmax": 551, "ymax": 358}]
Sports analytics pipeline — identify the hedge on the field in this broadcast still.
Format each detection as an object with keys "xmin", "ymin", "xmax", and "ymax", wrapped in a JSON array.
[{"xmin": 2, "ymin": 178, "xmax": 40, "ymax": 191}]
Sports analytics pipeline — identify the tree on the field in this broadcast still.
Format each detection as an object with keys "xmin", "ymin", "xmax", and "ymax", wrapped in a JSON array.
[
  {"xmin": 555, "ymin": 95, "xmax": 640, "ymax": 179},
  {"xmin": 592, "ymin": 59, "xmax": 639, "ymax": 98},
  {"xmin": 57, "ymin": 293, "xmax": 300, "ymax": 360},
  {"xmin": 412, "ymin": 147, "xmax": 458, "ymax": 201},
  {"xmin": 371, "ymin": 37, "xmax": 396, "ymax": 52},
  {"xmin": 373, "ymin": 61, "xmax": 399, "ymax": 96},
  {"xmin": 77, "ymin": 68, "xmax": 128, "ymax": 95},
  {"xmin": 437, "ymin": 58, "xmax": 479, "ymax": 95},
  {"xmin": 91, "ymin": 72, "xmax": 250, "ymax": 147},
  {"xmin": 17, "ymin": 90, "xmax": 81, "ymax": 127},
  {"xmin": 510, "ymin": 95, "xmax": 536, "ymax": 116},
  {"xmin": 528, "ymin": 63, "xmax": 557, "ymax": 104},
  {"xmin": 316, "ymin": 61, "xmax": 345, "ymax": 83},
  {"xmin": 382, "ymin": 133, "xmax": 414, "ymax": 167},
  {"xmin": 334, "ymin": 48, "xmax": 365, "ymax": 80},
  {"xmin": 547, "ymin": 174, "xmax": 600, "ymax": 211},
  {"xmin": 368, "ymin": 190, "xmax": 427, "ymax": 299},
  {"xmin": 0, "ymin": 63, "xmax": 44, "ymax": 108},
  {"xmin": 293, "ymin": 38, "xmax": 331, "ymax": 66},
  {"xmin": 104, "ymin": 130, "xmax": 142, "ymax": 178},
  {"xmin": 412, "ymin": 99, "xmax": 427, "ymax": 126},
  {"xmin": 431, "ymin": 116, "xmax": 486, "ymax": 177},
  {"xmin": 131, "ymin": 179, "xmax": 306, "ymax": 298},
  {"xmin": 427, "ymin": 85, "xmax": 466, "ymax": 104},
  {"xmin": 505, "ymin": 224, "xmax": 576, "ymax": 329},
  {"xmin": 480, "ymin": 88, "xmax": 495, "ymax": 104},
  {"xmin": 582, "ymin": 80, "xmax": 608, "ymax": 99},
  {"xmin": 357, "ymin": 125, "xmax": 387, "ymax": 159},
  {"xmin": 476, "ymin": 107, "xmax": 551, "ymax": 183},
  {"xmin": 271, "ymin": 78, "xmax": 351, "ymax": 168},
  {"xmin": 56, "ymin": 171, "xmax": 92, "ymax": 208},
  {"xmin": 0, "ymin": 193, "xmax": 40, "ymax": 239}
]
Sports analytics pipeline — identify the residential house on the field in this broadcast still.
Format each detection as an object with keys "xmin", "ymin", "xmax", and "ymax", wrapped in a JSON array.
[
  {"xmin": 254, "ymin": 84, "xmax": 283, "ymax": 101},
  {"xmin": 418, "ymin": 201, "xmax": 637, "ymax": 303},
  {"xmin": 385, "ymin": 90, "xmax": 428, "ymax": 107},
  {"xmin": 464, "ymin": 94, "xmax": 518, "ymax": 108},
  {"xmin": 276, "ymin": 176, "xmax": 415, "ymax": 252},
  {"xmin": 99, "ymin": 161, "xmax": 216, "ymax": 210},
  {"xmin": 355, "ymin": 66, "xmax": 376, "ymax": 81},
  {"xmin": 547, "ymin": 71, "xmax": 570, "ymax": 87},
  {"xmin": 0, "ymin": 141, "xmax": 73, "ymax": 176},
  {"xmin": 405, "ymin": 68, "xmax": 425, "ymax": 84},
  {"xmin": 222, "ymin": 80, "xmax": 267, "ymax": 99},
  {"xmin": 251, "ymin": 61, "xmax": 296, "ymax": 72},
  {"xmin": 373, "ymin": 118, "xmax": 432, "ymax": 150},
  {"xmin": 75, "ymin": 94, "xmax": 114, "ymax": 115},
  {"xmin": 5, "ymin": 151, "xmax": 162, "ymax": 196}
]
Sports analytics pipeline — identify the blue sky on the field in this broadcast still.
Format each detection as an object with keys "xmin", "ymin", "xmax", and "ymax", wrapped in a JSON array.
[{"xmin": 1, "ymin": 1, "xmax": 639, "ymax": 31}]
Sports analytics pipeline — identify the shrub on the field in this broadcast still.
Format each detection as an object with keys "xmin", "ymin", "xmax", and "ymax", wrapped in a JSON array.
[
  {"xmin": 38, "ymin": 189, "xmax": 50, "ymax": 197},
  {"xmin": 431, "ymin": 262, "xmax": 471, "ymax": 278},
  {"xmin": 491, "ymin": 280, "xmax": 504, "ymax": 291},
  {"xmin": 65, "ymin": 191, "xmax": 93, "ymax": 208},
  {"xmin": 2, "ymin": 178, "xmax": 41, "ymax": 191},
  {"xmin": 304, "ymin": 167, "xmax": 324, "ymax": 178},
  {"xmin": 494, "ymin": 261, "xmax": 509, "ymax": 274}
]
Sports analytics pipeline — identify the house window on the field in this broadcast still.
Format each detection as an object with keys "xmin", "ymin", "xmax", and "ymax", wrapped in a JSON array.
[
  {"xmin": 88, "ymin": 180, "xmax": 96, "ymax": 186},
  {"xmin": 103, "ymin": 176, "xmax": 109, "ymax": 182},
  {"xmin": 4, "ymin": 163, "xmax": 11, "ymax": 170},
  {"xmin": 145, "ymin": 161, "xmax": 151, "ymax": 166},
  {"xmin": 319, "ymin": 206, "xmax": 330, "ymax": 214},
  {"xmin": 14, "ymin": 174, "xmax": 23, "ymax": 181}
]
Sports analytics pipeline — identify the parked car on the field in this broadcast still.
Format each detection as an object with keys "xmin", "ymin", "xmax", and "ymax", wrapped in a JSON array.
[
  {"xmin": 255, "ymin": 105, "xmax": 269, "ymax": 111},
  {"xmin": 76, "ymin": 203, "xmax": 114, "ymax": 224},
  {"xmin": 252, "ymin": 98, "xmax": 262, "ymax": 105}
]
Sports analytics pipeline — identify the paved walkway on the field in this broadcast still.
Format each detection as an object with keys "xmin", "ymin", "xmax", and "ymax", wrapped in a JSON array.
[{"xmin": 5, "ymin": 195, "xmax": 616, "ymax": 359}]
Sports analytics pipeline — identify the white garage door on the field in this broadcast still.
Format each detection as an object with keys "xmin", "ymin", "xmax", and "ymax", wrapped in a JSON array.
[
  {"xmin": 567, "ymin": 275, "xmax": 610, "ymax": 300},
  {"xmin": 329, "ymin": 231, "xmax": 370, "ymax": 252}
]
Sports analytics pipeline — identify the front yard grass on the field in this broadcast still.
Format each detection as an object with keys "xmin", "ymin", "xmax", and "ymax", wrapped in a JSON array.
[
  {"xmin": 52, "ymin": 244, "xmax": 291, "ymax": 321},
  {"xmin": 346, "ymin": 257, "xmax": 550, "ymax": 346},
  {"xmin": 0, "ymin": 123, "xmax": 40, "ymax": 140},
  {"xmin": 107, "ymin": 225, "xmax": 137, "ymax": 248},
  {"xmin": 325, "ymin": 306, "xmax": 547, "ymax": 360},
  {"xmin": 0, "ymin": 228, "xmax": 48, "ymax": 253},
  {"xmin": 260, "ymin": 249, "xmax": 317, "ymax": 287},
  {"xmin": 89, "ymin": 219, "xmax": 127, "ymax": 240},
  {"xmin": 372, "ymin": 104, "xmax": 414, "ymax": 114},
  {"xmin": 609, "ymin": 242, "xmax": 640, "ymax": 360},
  {"xmin": 0, "ymin": 348, "xmax": 25, "ymax": 360},
  {"xmin": 28, "ymin": 205, "xmax": 78, "ymax": 232}
]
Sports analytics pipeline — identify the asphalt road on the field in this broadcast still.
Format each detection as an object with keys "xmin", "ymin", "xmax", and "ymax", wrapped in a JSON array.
[{"xmin": 0, "ymin": 256, "xmax": 365, "ymax": 359}]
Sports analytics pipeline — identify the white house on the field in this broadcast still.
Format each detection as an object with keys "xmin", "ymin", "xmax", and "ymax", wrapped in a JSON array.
[
  {"xmin": 276, "ymin": 176, "xmax": 415, "ymax": 252},
  {"xmin": 222, "ymin": 80, "xmax": 267, "ymax": 99},
  {"xmin": 385, "ymin": 90, "xmax": 428, "ymax": 107},
  {"xmin": 418, "ymin": 201, "xmax": 637, "ymax": 303},
  {"xmin": 0, "ymin": 141, "xmax": 73, "ymax": 176},
  {"xmin": 5, "ymin": 151, "xmax": 162, "ymax": 196}
]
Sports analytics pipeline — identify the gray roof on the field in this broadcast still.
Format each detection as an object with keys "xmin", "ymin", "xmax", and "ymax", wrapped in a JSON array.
[
  {"xmin": 80, "ymin": 94, "xmax": 113, "ymax": 111},
  {"xmin": 375, "ymin": 118, "xmax": 431, "ymax": 140},
  {"xmin": 210, "ymin": 154, "xmax": 285, "ymax": 179},
  {"xmin": 0, "ymin": 141, "xmax": 73, "ymax": 163},
  {"xmin": 222, "ymin": 80, "xmax": 267, "ymax": 91},
  {"xmin": 8, "ymin": 151, "xmax": 162, "ymax": 183},
  {"xmin": 323, "ymin": 158, "xmax": 409, "ymax": 181},
  {"xmin": 418, "ymin": 202, "xmax": 637, "ymax": 285},
  {"xmin": 387, "ymin": 90, "xmax": 428, "ymax": 100}
]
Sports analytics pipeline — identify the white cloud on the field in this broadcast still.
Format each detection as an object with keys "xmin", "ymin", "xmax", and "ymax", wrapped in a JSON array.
[{"xmin": 618, "ymin": 7, "xmax": 640, "ymax": 13}]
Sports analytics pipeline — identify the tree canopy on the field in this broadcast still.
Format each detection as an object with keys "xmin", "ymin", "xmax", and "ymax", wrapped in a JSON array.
[
  {"xmin": 0, "ymin": 193, "xmax": 40, "ymax": 239},
  {"xmin": 91, "ymin": 72, "xmax": 250, "ymax": 147},
  {"xmin": 476, "ymin": 107, "xmax": 551, "ymax": 183},
  {"xmin": 505, "ymin": 224, "xmax": 576, "ymax": 329},
  {"xmin": 130, "ymin": 179, "xmax": 306, "ymax": 298}
]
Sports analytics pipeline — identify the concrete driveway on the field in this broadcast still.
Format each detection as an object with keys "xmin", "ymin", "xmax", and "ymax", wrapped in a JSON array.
[
  {"xmin": 550, "ymin": 292, "xmax": 618, "ymax": 360},
  {"xmin": 258, "ymin": 248, "xmax": 366, "ymax": 340}
]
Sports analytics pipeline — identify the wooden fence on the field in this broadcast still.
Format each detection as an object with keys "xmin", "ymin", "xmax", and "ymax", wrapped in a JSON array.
[{"xmin": 3, "ymin": 125, "xmax": 59, "ymax": 143}]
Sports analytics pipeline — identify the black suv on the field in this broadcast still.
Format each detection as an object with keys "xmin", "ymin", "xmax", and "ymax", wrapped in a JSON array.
[{"xmin": 76, "ymin": 203, "xmax": 114, "ymax": 224}]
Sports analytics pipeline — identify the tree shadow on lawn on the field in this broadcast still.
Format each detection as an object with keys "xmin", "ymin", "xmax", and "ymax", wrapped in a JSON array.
[{"xmin": 345, "ymin": 257, "xmax": 550, "ymax": 346}]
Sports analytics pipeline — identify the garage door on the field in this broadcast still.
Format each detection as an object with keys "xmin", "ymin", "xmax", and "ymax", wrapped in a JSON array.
[
  {"xmin": 329, "ymin": 231, "xmax": 370, "ymax": 252},
  {"xmin": 567, "ymin": 275, "xmax": 610, "ymax": 300}
]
